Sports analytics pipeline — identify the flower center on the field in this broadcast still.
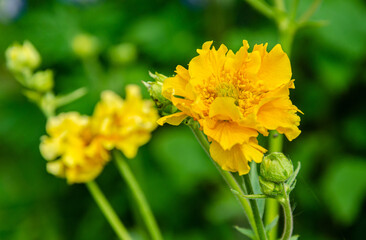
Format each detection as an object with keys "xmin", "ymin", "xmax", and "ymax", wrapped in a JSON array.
[
  {"xmin": 196, "ymin": 71, "xmax": 266, "ymax": 117},
  {"xmin": 216, "ymin": 82, "xmax": 239, "ymax": 99}
]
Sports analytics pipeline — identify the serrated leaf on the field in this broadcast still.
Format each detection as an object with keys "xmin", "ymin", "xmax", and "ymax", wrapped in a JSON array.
[
  {"xmin": 234, "ymin": 226, "xmax": 255, "ymax": 239},
  {"xmin": 265, "ymin": 215, "xmax": 279, "ymax": 232}
]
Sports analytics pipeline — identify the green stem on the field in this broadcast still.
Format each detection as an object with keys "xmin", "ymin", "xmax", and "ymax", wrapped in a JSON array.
[
  {"xmin": 266, "ymin": 130, "xmax": 284, "ymax": 240},
  {"xmin": 189, "ymin": 125, "xmax": 259, "ymax": 239},
  {"xmin": 299, "ymin": 0, "xmax": 322, "ymax": 23},
  {"xmin": 279, "ymin": 195, "xmax": 293, "ymax": 240},
  {"xmin": 114, "ymin": 151, "xmax": 163, "ymax": 240},
  {"xmin": 55, "ymin": 87, "xmax": 87, "ymax": 108},
  {"xmin": 266, "ymin": 9, "xmax": 295, "ymax": 236},
  {"xmin": 82, "ymin": 57, "xmax": 106, "ymax": 89},
  {"xmin": 265, "ymin": 198, "xmax": 279, "ymax": 240},
  {"xmin": 274, "ymin": 0, "xmax": 285, "ymax": 11},
  {"xmin": 244, "ymin": 0, "xmax": 275, "ymax": 19},
  {"xmin": 243, "ymin": 175, "xmax": 268, "ymax": 240},
  {"xmin": 268, "ymin": 130, "xmax": 284, "ymax": 153},
  {"xmin": 86, "ymin": 181, "xmax": 132, "ymax": 240}
]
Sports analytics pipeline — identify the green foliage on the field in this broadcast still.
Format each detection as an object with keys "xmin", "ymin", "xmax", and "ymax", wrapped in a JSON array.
[
  {"xmin": 321, "ymin": 157, "xmax": 366, "ymax": 225},
  {"xmin": 235, "ymin": 225, "xmax": 255, "ymax": 239},
  {"xmin": 0, "ymin": 0, "xmax": 366, "ymax": 239}
]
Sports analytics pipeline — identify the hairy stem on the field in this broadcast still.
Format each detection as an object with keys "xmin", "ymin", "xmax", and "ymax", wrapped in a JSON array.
[
  {"xmin": 279, "ymin": 195, "xmax": 293, "ymax": 240},
  {"xmin": 189, "ymin": 125, "xmax": 260, "ymax": 239},
  {"xmin": 243, "ymin": 175, "xmax": 268, "ymax": 240}
]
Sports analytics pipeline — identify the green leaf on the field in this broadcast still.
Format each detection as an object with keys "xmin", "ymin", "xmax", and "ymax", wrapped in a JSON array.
[
  {"xmin": 234, "ymin": 226, "xmax": 255, "ymax": 239},
  {"xmin": 265, "ymin": 215, "xmax": 279, "ymax": 232},
  {"xmin": 290, "ymin": 235, "xmax": 300, "ymax": 240},
  {"xmin": 249, "ymin": 162, "xmax": 265, "ymax": 217},
  {"xmin": 321, "ymin": 157, "xmax": 366, "ymax": 225}
]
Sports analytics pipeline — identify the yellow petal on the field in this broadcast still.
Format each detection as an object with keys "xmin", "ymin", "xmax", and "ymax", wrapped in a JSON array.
[
  {"xmin": 66, "ymin": 163, "xmax": 103, "ymax": 184},
  {"xmin": 209, "ymin": 139, "xmax": 266, "ymax": 175},
  {"xmin": 257, "ymin": 95, "xmax": 301, "ymax": 141},
  {"xmin": 46, "ymin": 160, "xmax": 65, "ymax": 177},
  {"xmin": 246, "ymin": 50, "xmax": 261, "ymax": 75},
  {"xmin": 258, "ymin": 44, "xmax": 292, "ymax": 90},
  {"xmin": 116, "ymin": 132, "xmax": 151, "ymax": 159},
  {"xmin": 157, "ymin": 112, "xmax": 188, "ymax": 126},
  {"xmin": 202, "ymin": 119, "xmax": 258, "ymax": 150},
  {"xmin": 162, "ymin": 65, "xmax": 189, "ymax": 100},
  {"xmin": 242, "ymin": 138, "xmax": 267, "ymax": 163},
  {"xmin": 190, "ymin": 42, "xmax": 228, "ymax": 86},
  {"xmin": 126, "ymin": 84, "xmax": 142, "ymax": 100},
  {"xmin": 209, "ymin": 97, "xmax": 241, "ymax": 121}
]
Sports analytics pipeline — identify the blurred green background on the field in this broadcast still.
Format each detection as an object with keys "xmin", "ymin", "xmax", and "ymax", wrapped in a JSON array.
[{"xmin": 1, "ymin": 0, "xmax": 366, "ymax": 239}]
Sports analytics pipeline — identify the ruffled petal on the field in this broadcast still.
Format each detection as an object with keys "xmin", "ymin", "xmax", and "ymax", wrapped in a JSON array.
[
  {"xmin": 257, "ymin": 44, "xmax": 292, "ymax": 90},
  {"xmin": 209, "ymin": 97, "xmax": 241, "ymax": 121},
  {"xmin": 190, "ymin": 41, "xmax": 228, "ymax": 87},
  {"xmin": 162, "ymin": 66, "xmax": 190, "ymax": 100},
  {"xmin": 203, "ymin": 119, "xmax": 258, "ymax": 150},
  {"xmin": 257, "ymin": 95, "xmax": 301, "ymax": 141},
  {"xmin": 209, "ymin": 139, "xmax": 266, "ymax": 175},
  {"xmin": 242, "ymin": 138, "xmax": 267, "ymax": 163},
  {"xmin": 157, "ymin": 112, "xmax": 188, "ymax": 126},
  {"xmin": 246, "ymin": 50, "xmax": 261, "ymax": 75}
]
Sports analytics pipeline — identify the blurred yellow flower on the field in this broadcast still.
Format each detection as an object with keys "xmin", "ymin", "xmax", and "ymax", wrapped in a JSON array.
[
  {"xmin": 5, "ymin": 41, "xmax": 41, "ymax": 73},
  {"xmin": 158, "ymin": 41, "xmax": 302, "ymax": 175},
  {"xmin": 40, "ymin": 112, "xmax": 110, "ymax": 183},
  {"xmin": 92, "ymin": 85, "xmax": 159, "ymax": 159}
]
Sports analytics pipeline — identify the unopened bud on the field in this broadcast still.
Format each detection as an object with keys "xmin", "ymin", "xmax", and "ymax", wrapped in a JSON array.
[
  {"xmin": 144, "ymin": 72, "xmax": 178, "ymax": 116},
  {"xmin": 259, "ymin": 176, "xmax": 282, "ymax": 197},
  {"xmin": 260, "ymin": 152, "xmax": 294, "ymax": 183},
  {"xmin": 30, "ymin": 70, "xmax": 54, "ymax": 92},
  {"xmin": 5, "ymin": 41, "xmax": 41, "ymax": 72},
  {"xmin": 72, "ymin": 33, "xmax": 99, "ymax": 58}
]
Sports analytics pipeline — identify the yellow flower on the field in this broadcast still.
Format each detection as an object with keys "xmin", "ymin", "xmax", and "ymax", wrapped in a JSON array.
[
  {"xmin": 158, "ymin": 40, "xmax": 302, "ymax": 175},
  {"xmin": 92, "ymin": 85, "xmax": 159, "ymax": 158},
  {"xmin": 40, "ymin": 112, "xmax": 110, "ymax": 183}
]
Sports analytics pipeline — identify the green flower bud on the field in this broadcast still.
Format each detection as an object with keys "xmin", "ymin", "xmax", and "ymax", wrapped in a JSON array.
[
  {"xmin": 72, "ymin": 33, "xmax": 99, "ymax": 58},
  {"xmin": 5, "ymin": 41, "xmax": 41, "ymax": 72},
  {"xmin": 260, "ymin": 152, "xmax": 294, "ymax": 183},
  {"xmin": 143, "ymin": 72, "xmax": 178, "ymax": 116},
  {"xmin": 259, "ymin": 176, "xmax": 282, "ymax": 197},
  {"xmin": 108, "ymin": 43, "xmax": 137, "ymax": 65},
  {"xmin": 30, "ymin": 70, "xmax": 54, "ymax": 92}
]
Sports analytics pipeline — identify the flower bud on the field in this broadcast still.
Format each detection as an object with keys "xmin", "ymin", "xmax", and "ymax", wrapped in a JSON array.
[
  {"xmin": 143, "ymin": 72, "xmax": 178, "ymax": 116},
  {"xmin": 259, "ymin": 176, "xmax": 282, "ymax": 197},
  {"xmin": 5, "ymin": 41, "xmax": 41, "ymax": 72},
  {"xmin": 260, "ymin": 152, "xmax": 293, "ymax": 183},
  {"xmin": 30, "ymin": 70, "xmax": 54, "ymax": 92},
  {"xmin": 108, "ymin": 43, "xmax": 137, "ymax": 65},
  {"xmin": 72, "ymin": 33, "xmax": 99, "ymax": 58}
]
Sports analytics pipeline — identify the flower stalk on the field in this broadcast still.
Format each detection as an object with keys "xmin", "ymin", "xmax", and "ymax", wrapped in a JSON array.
[
  {"xmin": 278, "ymin": 192, "xmax": 293, "ymax": 240},
  {"xmin": 86, "ymin": 181, "xmax": 132, "ymax": 240},
  {"xmin": 242, "ymin": 174, "xmax": 268, "ymax": 240},
  {"xmin": 114, "ymin": 151, "xmax": 163, "ymax": 240},
  {"xmin": 188, "ymin": 123, "xmax": 260, "ymax": 239}
]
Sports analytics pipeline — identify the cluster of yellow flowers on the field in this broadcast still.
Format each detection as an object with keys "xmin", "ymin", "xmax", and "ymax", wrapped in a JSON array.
[
  {"xmin": 158, "ymin": 41, "xmax": 302, "ymax": 175},
  {"xmin": 40, "ymin": 85, "xmax": 159, "ymax": 183}
]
